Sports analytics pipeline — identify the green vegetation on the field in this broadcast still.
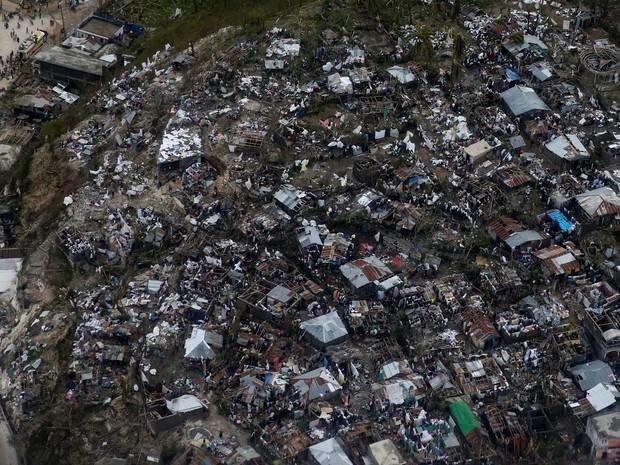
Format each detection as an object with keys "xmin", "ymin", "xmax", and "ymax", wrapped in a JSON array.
[
  {"xmin": 415, "ymin": 26, "xmax": 436, "ymax": 63},
  {"xmin": 451, "ymin": 32, "xmax": 464, "ymax": 83},
  {"xmin": 462, "ymin": 0, "xmax": 501, "ymax": 9},
  {"xmin": 508, "ymin": 31, "xmax": 525, "ymax": 44},
  {"xmin": 47, "ymin": 246, "xmax": 74, "ymax": 288},
  {"xmin": 452, "ymin": 0, "xmax": 461, "ymax": 19},
  {"xmin": 106, "ymin": 0, "xmax": 313, "ymax": 63},
  {"xmin": 9, "ymin": 106, "xmax": 89, "ymax": 197},
  {"xmin": 347, "ymin": 0, "xmax": 488, "ymax": 26},
  {"xmin": 41, "ymin": 109, "xmax": 89, "ymax": 143}
]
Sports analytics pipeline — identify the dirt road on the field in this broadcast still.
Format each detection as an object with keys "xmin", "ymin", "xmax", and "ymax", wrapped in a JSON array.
[
  {"xmin": 0, "ymin": 0, "xmax": 99, "ymax": 61},
  {"xmin": 0, "ymin": 406, "xmax": 18, "ymax": 465}
]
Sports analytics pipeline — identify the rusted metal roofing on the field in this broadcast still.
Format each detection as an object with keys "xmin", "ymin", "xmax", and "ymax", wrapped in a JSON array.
[
  {"xmin": 320, "ymin": 233, "xmax": 351, "ymax": 263},
  {"xmin": 340, "ymin": 255, "xmax": 393, "ymax": 289},
  {"xmin": 487, "ymin": 217, "xmax": 524, "ymax": 241},
  {"xmin": 499, "ymin": 169, "xmax": 532, "ymax": 189},
  {"xmin": 533, "ymin": 244, "xmax": 582, "ymax": 276},
  {"xmin": 575, "ymin": 187, "xmax": 620, "ymax": 220},
  {"xmin": 354, "ymin": 259, "xmax": 385, "ymax": 281},
  {"xmin": 462, "ymin": 307, "xmax": 500, "ymax": 349}
]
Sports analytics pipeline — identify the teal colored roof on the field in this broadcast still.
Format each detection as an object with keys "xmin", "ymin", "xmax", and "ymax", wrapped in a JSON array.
[{"xmin": 449, "ymin": 401, "xmax": 480, "ymax": 436}]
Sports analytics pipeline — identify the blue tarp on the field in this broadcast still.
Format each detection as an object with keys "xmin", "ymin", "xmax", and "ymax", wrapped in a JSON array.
[
  {"xmin": 547, "ymin": 209, "xmax": 574, "ymax": 232},
  {"xmin": 505, "ymin": 68, "xmax": 520, "ymax": 82},
  {"xmin": 93, "ymin": 10, "xmax": 145, "ymax": 37},
  {"xmin": 407, "ymin": 175, "xmax": 428, "ymax": 186}
]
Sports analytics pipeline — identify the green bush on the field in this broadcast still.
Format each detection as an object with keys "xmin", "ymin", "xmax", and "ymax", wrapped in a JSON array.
[{"xmin": 117, "ymin": 0, "xmax": 313, "ymax": 63}]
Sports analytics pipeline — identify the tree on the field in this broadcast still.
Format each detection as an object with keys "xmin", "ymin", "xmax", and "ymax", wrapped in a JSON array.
[
  {"xmin": 452, "ymin": 0, "xmax": 461, "ymax": 20},
  {"xmin": 451, "ymin": 32, "xmax": 464, "ymax": 84},
  {"xmin": 453, "ymin": 32, "xmax": 464, "ymax": 61},
  {"xmin": 416, "ymin": 27, "xmax": 435, "ymax": 63},
  {"xmin": 451, "ymin": 61, "xmax": 461, "ymax": 83}
]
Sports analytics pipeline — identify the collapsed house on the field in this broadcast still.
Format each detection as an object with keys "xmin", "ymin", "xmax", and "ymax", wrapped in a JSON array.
[
  {"xmin": 292, "ymin": 367, "xmax": 342, "ymax": 404},
  {"xmin": 158, "ymin": 111, "xmax": 204, "ymax": 170},
  {"xmin": 487, "ymin": 217, "xmax": 548, "ymax": 253},
  {"xmin": 545, "ymin": 133, "xmax": 591, "ymax": 164},
  {"xmin": 452, "ymin": 358, "xmax": 510, "ymax": 398},
  {"xmin": 586, "ymin": 410, "xmax": 620, "ymax": 461},
  {"xmin": 340, "ymin": 256, "xmax": 397, "ymax": 296},
  {"xmin": 573, "ymin": 188, "xmax": 620, "ymax": 224},
  {"xmin": 533, "ymin": 243, "xmax": 583, "ymax": 277}
]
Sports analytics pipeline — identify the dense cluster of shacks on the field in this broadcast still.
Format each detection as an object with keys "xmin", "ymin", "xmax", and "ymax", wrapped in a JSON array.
[{"xmin": 1, "ymin": 1, "xmax": 620, "ymax": 465}]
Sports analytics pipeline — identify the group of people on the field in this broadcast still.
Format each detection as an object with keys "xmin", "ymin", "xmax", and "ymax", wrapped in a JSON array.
[
  {"xmin": 0, "ymin": 51, "xmax": 20, "ymax": 80},
  {"xmin": 0, "ymin": 8, "xmax": 48, "ymax": 80}
]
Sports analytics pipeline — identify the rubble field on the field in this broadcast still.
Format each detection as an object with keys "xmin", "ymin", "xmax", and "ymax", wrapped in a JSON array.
[{"xmin": 0, "ymin": 0, "xmax": 619, "ymax": 465}]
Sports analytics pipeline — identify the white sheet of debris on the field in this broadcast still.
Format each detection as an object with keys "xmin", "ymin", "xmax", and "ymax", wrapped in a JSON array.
[
  {"xmin": 267, "ymin": 38, "xmax": 300, "ymax": 57},
  {"xmin": 327, "ymin": 73, "xmax": 353, "ymax": 94},
  {"xmin": 0, "ymin": 258, "xmax": 22, "ymax": 309},
  {"xmin": 166, "ymin": 394, "xmax": 207, "ymax": 414},
  {"xmin": 387, "ymin": 65, "xmax": 415, "ymax": 84},
  {"xmin": 159, "ymin": 126, "xmax": 202, "ymax": 164},
  {"xmin": 158, "ymin": 112, "xmax": 203, "ymax": 165}
]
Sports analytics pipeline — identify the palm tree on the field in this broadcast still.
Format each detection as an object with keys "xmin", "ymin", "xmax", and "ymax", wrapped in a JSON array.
[
  {"xmin": 452, "ymin": 0, "xmax": 461, "ymax": 20},
  {"xmin": 451, "ymin": 32, "xmax": 463, "ymax": 84}
]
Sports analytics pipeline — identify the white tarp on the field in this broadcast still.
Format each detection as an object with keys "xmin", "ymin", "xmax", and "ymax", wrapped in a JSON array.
[
  {"xmin": 184, "ymin": 327, "xmax": 216, "ymax": 360},
  {"xmin": 166, "ymin": 394, "xmax": 206, "ymax": 414},
  {"xmin": 387, "ymin": 66, "xmax": 415, "ymax": 84},
  {"xmin": 587, "ymin": 383, "xmax": 619, "ymax": 412},
  {"xmin": 327, "ymin": 73, "xmax": 353, "ymax": 94},
  {"xmin": 0, "ymin": 258, "xmax": 22, "ymax": 299}
]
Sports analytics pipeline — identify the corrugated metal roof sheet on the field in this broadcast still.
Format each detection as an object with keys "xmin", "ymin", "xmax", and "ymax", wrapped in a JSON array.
[
  {"xmin": 488, "ymin": 217, "xmax": 524, "ymax": 241},
  {"xmin": 500, "ymin": 85, "xmax": 550, "ymax": 116},
  {"xmin": 504, "ymin": 230, "xmax": 544, "ymax": 250},
  {"xmin": 545, "ymin": 133, "xmax": 590, "ymax": 161},
  {"xmin": 575, "ymin": 187, "xmax": 620, "ymax": 219},
  {"xmin": 340, "ymin": 255, "xmax": 392, "ymax": 289},
  {"xmin": 534, "ymin": 244, "xmax": 581, "ymax": 275}
]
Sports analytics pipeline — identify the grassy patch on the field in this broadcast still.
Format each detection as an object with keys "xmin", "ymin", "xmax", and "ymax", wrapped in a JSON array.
[
  {"xmin": 19, "ymin": 143, "xmax": 85, "ymax": 243},
  {"xmin": 47, "ymin": 246, "xmax": 74, "ymax": 288},
  {"xmin": 107, "ymin": 0, "xmax": 314, "ymax": 63},
  {"xmin": 463, "ymin": 0, "xmax": 502, "ymax": 9},
  {"xmin": 9, "ymin": 107, "xmax": 89, "ymax": 196},
  {"xmin": 40, "ymin": 110, "xmax": 87, "ymax": 143}
]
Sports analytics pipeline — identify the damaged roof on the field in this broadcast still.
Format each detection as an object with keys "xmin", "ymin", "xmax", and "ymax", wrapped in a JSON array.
[
  {"xmin": 33, "ymin": 46, "xmax": 107, "ymax": 76},
  {"xmin": 308, "ymin": 438, "xmax": 353, "ymax": 465},
  {"xmin": 500, "ymin": 85, "xmax": 550, "ymax": 116},
  {"xmin": 340, "ymin": 255, "xmax": 393, "ymax": 289},
  {"xmin": 300, "ymin": 312, "xmax": 349, "ymax": 345}
]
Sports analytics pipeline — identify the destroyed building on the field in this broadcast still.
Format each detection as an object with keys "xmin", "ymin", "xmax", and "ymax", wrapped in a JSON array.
[{"xmin": 2, "ymin": 2, "xmax": 620, "ymax": 465}]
